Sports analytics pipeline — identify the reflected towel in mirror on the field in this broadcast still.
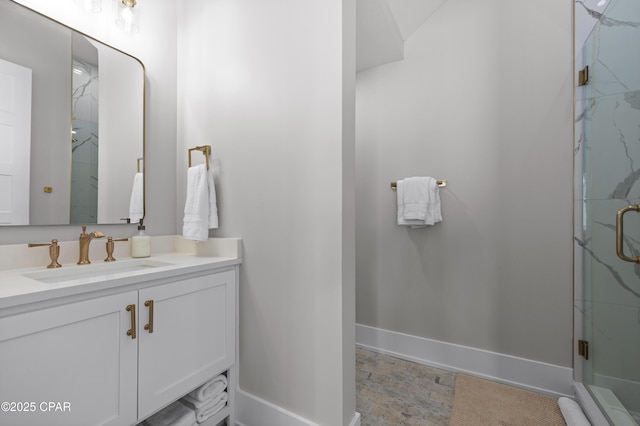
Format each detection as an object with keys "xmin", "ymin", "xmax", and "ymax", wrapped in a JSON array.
[{"xmin": 129, "ymin": 172, "xmax": 144, "ymax": 224}]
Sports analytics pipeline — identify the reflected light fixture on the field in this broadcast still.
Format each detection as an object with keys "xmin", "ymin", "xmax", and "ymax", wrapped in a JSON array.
[
  {"xmin": 115, "ymin": 0, "xmax": 140, "ymax": 34},
  {"xmin": 74, "ymin": 0, "xmax": 102, "ymax": 13}
]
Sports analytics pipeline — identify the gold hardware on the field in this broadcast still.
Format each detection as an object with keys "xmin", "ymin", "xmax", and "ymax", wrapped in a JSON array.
[
  {"xmin": 578, "ymin": 66, "xmax": 589, "ymax": 86},
  {"xmin": 616, "ymin": 205, "xmax": 640, "ymax": 263},
  {"xmin": 137, "ymin": 157, "xmax": 143, "ymax": 173},
  {"xmin": 391, "ymin": 180, "xmax": 446, "ymax": 190},
  {"xmin": 126, "ymin": 304, "xmax": 136, "ymax": 339},
  {"xmin": 122, "ymin": 0, "xmax": 136, "ymax": 7},
  {"xmin": 578, "ymin": 339, "xmax": 589, "ymax": 360},
  {"xmin": 44, "ymin": 187, "xmax": 52, "ymax": 193},
  {"xmin": 188, "ymin": 145, "xmax": 211, "ymax": 170},
  {"xmin": 28, "ymin": 239, "xmax": 62, "ymax": 268},
  {"xmin": 144, "ymin": 300, "xmax": 154, "ymax": 333},
  {"xmin": 78, "ymin": 225, "xmax": 105, "ymax": 265},
  {"xmin": 104, "ymin": 237, "xmax": 129, "ymax": 262}
]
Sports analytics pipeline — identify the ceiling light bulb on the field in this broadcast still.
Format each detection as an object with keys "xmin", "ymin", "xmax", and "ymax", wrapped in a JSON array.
[{"xmin": 115, "ymin": 0, "xmax": 140, "ymax": 34}]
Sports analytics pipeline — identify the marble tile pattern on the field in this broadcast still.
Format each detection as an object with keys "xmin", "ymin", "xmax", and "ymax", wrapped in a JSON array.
[
  {"xmin": 70, "ymin": 58, "xmax": 99, "ymax": 224},
  {"xmin": 574, "ymin": 0, "xmax": 640, "ymax": 415},
  {"xmin": 356, "ymin": 348, "xmax": 455, "ymax": 425}
]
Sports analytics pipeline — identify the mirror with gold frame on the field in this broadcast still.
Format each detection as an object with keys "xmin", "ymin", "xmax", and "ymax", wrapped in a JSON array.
[{"xmin": 0, "ymin": 0, "xmax": 144, "ymax": 226}]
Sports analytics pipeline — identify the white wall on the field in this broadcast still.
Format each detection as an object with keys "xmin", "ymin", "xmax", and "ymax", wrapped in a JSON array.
[
  {"xmin": 98, "ymin": 45, "xmax": 144, "ymax": 223},
  {"xmin": 342, "ymin": 0, "xmax": 357, "ymax": 423},
  {"xmin": 2, "ymin": 0, "xmax": 177, "ymax": 243},
  {"xmin": 0, "ymin": 1, "xmax": 71, "ymax": 225},
  {"xmin": 356, "ymin": 0, "xmax": 574, "ymax": 367},
  {"xmin": 177, "ymin": 1, "xmax": 356, "ymax": 424}
]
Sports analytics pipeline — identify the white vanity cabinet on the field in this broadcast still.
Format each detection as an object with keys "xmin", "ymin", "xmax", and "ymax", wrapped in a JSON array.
[
  {"xmin": 0, "ymin": 291, "xmax": 139, "ymax": 426},
  {"xmin": 137, "ymin": 270, "xmax": 235, "ymax": 419},
  {"xmin": 0, "ymin": 267, "xmax": 236, "ymax": 426}
]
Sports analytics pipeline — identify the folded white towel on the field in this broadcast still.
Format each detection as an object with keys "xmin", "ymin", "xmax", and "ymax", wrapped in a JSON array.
[
  {"xmin": 397, "ymin": 177, "xmax": 442, "ymax": 228},
  {"xmin": 181, "ymin": 392, "xmax": 227, "ymax": 423},
  {"xmin": 129, "ymin": 172, "xmax": 144, "ymax": 224},
  {"xmin": 145, "ymin": 400, "xmax": 196, "ymax": 426},
  {"xmin": 188, "ymin": 374, "xmax": 228, "ymax": 402},
  {"xmin": 402, "ymin": 177, "xmax": 429, "ymax": 221},
  {"xmin": 183, "ymin": 164, "xmax": 218, "ymax": 241},
  {"xmin": 557, "ymin": 397, "xmax": 591, "ymax": 426}
]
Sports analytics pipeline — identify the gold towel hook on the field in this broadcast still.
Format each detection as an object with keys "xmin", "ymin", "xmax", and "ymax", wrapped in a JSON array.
[{"xmin": 188, "ymin": 145, "xmax": 211, "ymax": 170}]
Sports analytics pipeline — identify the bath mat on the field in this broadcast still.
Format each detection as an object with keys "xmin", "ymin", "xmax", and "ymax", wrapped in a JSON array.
[{"xmin": 449, "ymin": 374, "xmax": 566, "ymax": 426}]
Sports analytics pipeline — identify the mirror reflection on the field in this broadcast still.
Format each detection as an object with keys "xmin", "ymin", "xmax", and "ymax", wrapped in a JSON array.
[{"xmin": 0, "ymin": 0, "xmax": 145, "ymax": 226}]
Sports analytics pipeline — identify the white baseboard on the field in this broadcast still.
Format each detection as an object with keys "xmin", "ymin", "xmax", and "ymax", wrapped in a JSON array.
[
  {"xmin": 356, "ymin": 323, "xmax": 573, "ymax": 398},
  {"xmin": 235, "ymin": 325, "xmax": 572, "ymax": 425},
  {"xmin": 235, "ymin": 389, "xmax": 319, "ymax": 426},
  {"xmin": 235, "ymin": 388, "xmax": 361, "ymax": 426}
]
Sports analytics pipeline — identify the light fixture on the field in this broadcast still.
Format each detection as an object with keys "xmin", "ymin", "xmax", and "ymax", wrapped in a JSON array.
[
  {"xmin": 115, "ymin": 0, "xmax": 140, "ymax": 34},
  {"xmin": 74, "ymin": 0, "xmax": 102, "ymax": 13}
]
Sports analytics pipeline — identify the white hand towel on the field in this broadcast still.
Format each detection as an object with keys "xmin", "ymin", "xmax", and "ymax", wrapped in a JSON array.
[
  {"xmin": 145, "ymin": 400, "xmax": 196, "ymax": 426},
  {"xmin": 181, "ymin": 392, "xmax": 227, "ymax": 423},
  {"xmin": 183, "ymin": 164, "xmax": 218, "ymax": 241},
  {"xmin": 188, "ymin": 374, "xmax": 228, "ymax": 402},
  {"xmin": 397, "ymin": 177, "xmax": 442, "ymax": 228},
  {"xmin": 426, "ymin": 178, "xmax": 442, "ymax": 225},
  {"xmin": 403, "ymin": 177, "xmax": 430, "ymax": 221},
  {"xmin": 129, "ymin": 172, "xmax": 144, "ymax": 224},
  {"xmin": 207, "ymin": 165, "xmax": 218, "ymax": 230}
]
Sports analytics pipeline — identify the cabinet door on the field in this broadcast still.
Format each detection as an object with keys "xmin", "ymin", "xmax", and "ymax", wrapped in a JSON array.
[
  {"xmin": 137, "ymin": 271, "xmax": 235, "ymax": 418},
  {"xmin": 0, "ymin": 291, "xmax": 138, "ymax": 426}
]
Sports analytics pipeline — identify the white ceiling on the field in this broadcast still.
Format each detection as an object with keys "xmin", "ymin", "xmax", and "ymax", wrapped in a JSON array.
[{"xmin": 356, "ymin": 0, "xmax": 448, "ymax": 72}]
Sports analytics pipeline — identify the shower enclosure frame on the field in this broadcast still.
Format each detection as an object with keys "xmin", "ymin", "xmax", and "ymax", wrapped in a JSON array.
[{"xmin": 573, "ymin": 0, "xmax": 640, "ymax": 424}]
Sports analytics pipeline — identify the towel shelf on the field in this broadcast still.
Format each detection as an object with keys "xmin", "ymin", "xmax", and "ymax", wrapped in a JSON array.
[
  {"xmin": 391, "ymin": 180, "xmax": 446, "ymax": 190},
  {"xmin": 188, "ymin": 145, "xmax": 211, "ymax": 170}
]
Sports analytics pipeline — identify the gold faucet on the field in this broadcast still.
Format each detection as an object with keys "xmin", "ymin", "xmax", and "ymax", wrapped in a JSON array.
[
  {"xmin": 78, "ymin": 226, "xmax": 105, "ymax": 265},
  {"xmin": 28, "ymin": 239, "xmax": 62, "ymax": 268},
  {"xmin": 104, "ymin": 236, "xmax": 129, "ymax": 262}
]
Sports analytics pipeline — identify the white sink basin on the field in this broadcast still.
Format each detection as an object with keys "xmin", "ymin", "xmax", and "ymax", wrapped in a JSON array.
[{"xmin": 23, "ymin": 259, "xmax": 173, "ymax": 284}]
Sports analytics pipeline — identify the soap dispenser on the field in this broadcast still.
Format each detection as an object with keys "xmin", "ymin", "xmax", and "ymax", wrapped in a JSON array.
[{"xmin": 131, "ymin": 219, "xmax": 151, "ymax": 258}]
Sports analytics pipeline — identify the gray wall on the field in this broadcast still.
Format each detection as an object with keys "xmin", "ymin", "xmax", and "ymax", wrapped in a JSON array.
[
  {"xmin": 176, "ymin": 1, "xmax": 356, "ymax": 424},
  {"xmin": 355, "ymin": 0, "xmax": 574, "ymax": 367},
  {"xmin": 0, "ymin": 0, "xmax": 71, "ymax": 225},
  {"xmin": 2, "ymin": 0, "xmax": 177, "ymax": 244}
]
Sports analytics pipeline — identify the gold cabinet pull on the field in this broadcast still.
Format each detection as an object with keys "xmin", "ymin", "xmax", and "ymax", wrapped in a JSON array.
[
  {"xmin": 616, "ymin": 205, "xmax": 640, "ymax": 263},
  {"xmin": 144, "ymin": 300, "xmax": 154, "ymax": 333},
  {"xmin": 126, "ymin": 304, "xmax": 137, "ymax": 339}
]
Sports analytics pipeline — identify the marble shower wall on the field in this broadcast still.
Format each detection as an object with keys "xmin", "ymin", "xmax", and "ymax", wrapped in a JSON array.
[
  {"xmin": 70, "ymin": 58, "xmax": 99, "ymax": 224},
  {"xmin": 575, "ymin": 0, "xmax": 640, "ymax": 412}
]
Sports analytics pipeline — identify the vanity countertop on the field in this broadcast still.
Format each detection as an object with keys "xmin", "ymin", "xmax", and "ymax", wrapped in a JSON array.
[{"xmin": 0, "ymin": 236, "xmax": 242, "ymax": 311}]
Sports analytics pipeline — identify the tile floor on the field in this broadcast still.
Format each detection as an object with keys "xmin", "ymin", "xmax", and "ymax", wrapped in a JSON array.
[
  {"xmin": 356, "ymin": 347, "xmax": 456, "ymax": 425},
  {"xmin": 357, "ymin": 347, "xmax": 640, "ymax": 426}
]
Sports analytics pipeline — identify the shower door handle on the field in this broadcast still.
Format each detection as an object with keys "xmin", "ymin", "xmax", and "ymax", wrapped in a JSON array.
[{"xmin": 616, "ymin": 205, "xmax": 640, "ymax": 263}]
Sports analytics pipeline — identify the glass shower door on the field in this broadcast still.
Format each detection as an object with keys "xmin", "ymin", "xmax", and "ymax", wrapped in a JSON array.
[{"xmin": 576, "ymin": 0, "xmax": 640, "ymax": 424}]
